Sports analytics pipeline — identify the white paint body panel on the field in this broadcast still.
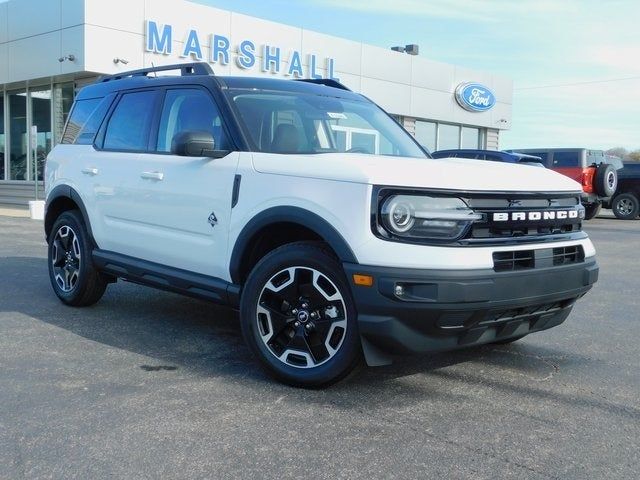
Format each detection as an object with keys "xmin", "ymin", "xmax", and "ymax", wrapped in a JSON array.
[
  {"xmin": 47, "ymin": 144, "xmax": 596, "ymax": 284},
  {"xmin": 251, "ymin": 153, "xmax": 582, "ymax": 192}
]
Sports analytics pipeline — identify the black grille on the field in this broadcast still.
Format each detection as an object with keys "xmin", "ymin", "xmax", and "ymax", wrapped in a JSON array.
[
  {"xmin": 493, "ymin": 245, "xmax": 584, "ymax": 272},
  {"xmin": 552, "ymin": 245, "xmax": 584, "ymax": 266},
  {"xmin": 466, "ymin": 195, "xmax": 583, "ymax": 243},
  {"xmin": 493, "ymin": 250, "xmax": 535, "ymax": 271}
]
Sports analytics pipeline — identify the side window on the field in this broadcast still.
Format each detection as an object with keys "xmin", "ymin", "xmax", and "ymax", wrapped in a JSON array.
[
  {"xmin": 587, "ymin": 151, "xmax": 604, "ymax": 165},
  {"xmin": 157, "ymin": 89, "xmax": 228, "ymax": 152},
  {"xmin": 103, "ymin": 90, "xmax": 157, "ymax": 151},
  {"xmin": 62, "ymin": 98, "xmax": 101, "ymax": 144},
  {"xmin": 552, "ymin": 151, "xmax": 580, "ymax": 167}
]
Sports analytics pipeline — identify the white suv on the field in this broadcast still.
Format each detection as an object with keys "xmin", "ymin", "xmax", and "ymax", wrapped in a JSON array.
[{"xmin": 45, "ymin": 63, "xmax": 599, "ymax": 387}]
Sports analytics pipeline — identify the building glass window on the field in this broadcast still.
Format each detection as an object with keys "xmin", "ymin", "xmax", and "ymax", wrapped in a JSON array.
[
  {"xmin": 30, "ymin": 87, "xmax": 52, "ymax": 181},
  {"xmin": 438, "ymin": 123, "xmax": 459, "ymax": 150},
  {"xmin": 415, "ymin": 120, "xmax": 436, "ymax": 152},
  {"xmin": 53, "ymin": 83, "xmax": 75, "ymax": 145},
  {"xmin": 0, "ymin": 94, "xmax": 5, "ymax": 180},
  {"xmin": 8, "ymin": 91, "xmax": 28, "ymax": 181},
  {"xmin": 461, "ymin": 126, "xmax": 480, "ymax": 149}
]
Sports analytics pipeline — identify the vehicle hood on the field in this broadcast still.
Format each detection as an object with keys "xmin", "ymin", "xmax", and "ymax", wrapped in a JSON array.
[{"xmin": 251, "ymin": 153, "xmax": 582, "ymax": 192}]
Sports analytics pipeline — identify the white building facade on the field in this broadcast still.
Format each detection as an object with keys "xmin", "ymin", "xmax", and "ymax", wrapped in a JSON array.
[{"xmin": 0, "ymin": 0, "xmax": 513, "ymax": 205}]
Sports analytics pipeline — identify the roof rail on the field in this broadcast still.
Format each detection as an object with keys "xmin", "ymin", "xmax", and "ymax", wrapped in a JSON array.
[
  {"xmin": 295, "ymin": 78, "xmax": 351, "ymax": 91},
  {"xmin": 99, "ymin": 62, "xmax": 214, "ymax": 83}
]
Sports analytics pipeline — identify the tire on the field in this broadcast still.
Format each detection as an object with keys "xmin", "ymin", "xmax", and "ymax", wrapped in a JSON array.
[
  {"xmin": 583, "ymin": 203, "xmax": 601, "ymax": 220},
  {"xmin": 493, "ymin": 335, "xmax": 526, "ymax": 345},
  {"xmin": 47, "ymin": 210, "xmax": 108, "ymax": 306},
  {"xmin": 240, "ymin": 241, "xmax": 362, "ymax": 388},
  {"xmin": 612, "ymin": 193, "xmax": 640, "ymax": 220},
  {"xmin": 594, "ymin": 163, "xmax": 617, "ymax": 197}
]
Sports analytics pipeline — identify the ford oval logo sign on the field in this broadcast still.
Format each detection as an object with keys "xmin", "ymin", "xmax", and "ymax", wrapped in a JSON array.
[{"xmin": 455, "ymin": 82, "xmax": 496, "ymax": 112}]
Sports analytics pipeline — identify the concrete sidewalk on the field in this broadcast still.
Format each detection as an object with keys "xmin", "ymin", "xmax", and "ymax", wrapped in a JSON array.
[{"xmin": 0, "ymin": 205, "xmax": 30, "ymax": 218}]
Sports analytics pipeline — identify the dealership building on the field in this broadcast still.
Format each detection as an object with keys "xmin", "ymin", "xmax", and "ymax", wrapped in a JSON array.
[{"xmin": 0, "ymin": 0, "xmax": 513, "ymax": 206}]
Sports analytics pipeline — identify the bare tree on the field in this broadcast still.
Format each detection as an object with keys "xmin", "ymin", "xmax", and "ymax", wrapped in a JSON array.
[
  {"xmin": 627, "ymin": 150, "xmax": 640, "ymax": 162},
  {"xmin": 606, "ymin": 147, "xmax": 628, "ymax": 159}
]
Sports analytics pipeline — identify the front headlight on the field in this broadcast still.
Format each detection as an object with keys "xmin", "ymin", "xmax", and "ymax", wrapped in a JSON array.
[{"xmin": 379, "ymin": 194, "xmax": 482, "ymax": 241}]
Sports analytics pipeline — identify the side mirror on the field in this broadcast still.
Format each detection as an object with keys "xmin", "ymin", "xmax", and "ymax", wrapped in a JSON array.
[{"xmin": 171, "ymin": 131, "xmax": 219, "ymax": 157}]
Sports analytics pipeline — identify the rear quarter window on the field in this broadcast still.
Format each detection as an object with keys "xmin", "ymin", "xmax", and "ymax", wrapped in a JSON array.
[{"xmin": 62, "ymin": 98, "xmax": 102, "ymax": 144}]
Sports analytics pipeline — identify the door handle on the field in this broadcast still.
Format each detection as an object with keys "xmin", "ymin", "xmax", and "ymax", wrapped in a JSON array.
[
  {"xmin": 140, "ymin": 171, "xmax": 164, "ymax": 181},
  {"xmin": 81, "ymin": 167, "xmax": 99, "ymax": 176}
]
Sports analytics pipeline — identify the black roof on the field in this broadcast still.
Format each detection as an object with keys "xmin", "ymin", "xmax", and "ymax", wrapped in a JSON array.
[
  {"xmin": 217, "ymin": 76, "xmax": 360, "ymax": 99},
  {"xmin": 76, "ymin": 62, "xmax": 360, "ymax": 101}
]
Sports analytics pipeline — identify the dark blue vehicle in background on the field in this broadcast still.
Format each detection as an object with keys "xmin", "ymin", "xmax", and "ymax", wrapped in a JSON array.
[
  {"xmin": 432, "ymin": 149, "xmax": 544, "ymax": 166},
  {"xmin": 603, "ymin": 161, "xmax": 640, "ymax": 220}
]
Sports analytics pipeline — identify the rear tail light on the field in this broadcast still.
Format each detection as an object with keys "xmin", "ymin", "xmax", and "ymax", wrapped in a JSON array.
[{"xmin": 581, "ymin": 167, "xmax": 596, "ymax": 193}]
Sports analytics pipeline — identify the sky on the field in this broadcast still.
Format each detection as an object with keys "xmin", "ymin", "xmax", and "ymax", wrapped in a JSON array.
[{"xmin": 196, "ymin": 0, "xmax": 640, "ymax": 151}]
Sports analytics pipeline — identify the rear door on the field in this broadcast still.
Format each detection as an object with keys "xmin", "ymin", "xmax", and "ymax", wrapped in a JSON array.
[{"xmin": 90, "ymin": 88, "xmax": 161, "ymax": 254}]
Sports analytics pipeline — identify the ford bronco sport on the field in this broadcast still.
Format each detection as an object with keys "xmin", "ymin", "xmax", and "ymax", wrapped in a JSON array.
[{"xmin": 45, "ymin": 63, "xmax": 599, "ymax": 387}]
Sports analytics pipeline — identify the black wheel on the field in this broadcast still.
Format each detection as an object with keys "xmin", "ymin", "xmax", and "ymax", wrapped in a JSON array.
[
  {"xmin": 493, "ymin": 335, "xmax": 526, "ymax": 345},
  {"xmin": 583, "ymin": 203, "xmax": 601, "ymax": 220},
  {"xmin": 240, "ymin": 242, "xmax": 362, "ymax": 387},
  {"xmin": 47, "ymin": 210, "xmax": 108, "ymax": 306},
  {"xmin": 612, "ymin": 193, "xmax": 640, "ymax": 220},
  {"xmin": 594, "ymin": 163, "xmax": 617, "ymax": 197}
]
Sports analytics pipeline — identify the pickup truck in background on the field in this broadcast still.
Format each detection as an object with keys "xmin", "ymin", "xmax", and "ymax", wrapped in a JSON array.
[
  {"xmin": 603, "ymin": 162, "xmax": 640, "ymax": 220},
  {"xmin": 508, "ymin": 149, "xmax": 623, "ymax": 220}
]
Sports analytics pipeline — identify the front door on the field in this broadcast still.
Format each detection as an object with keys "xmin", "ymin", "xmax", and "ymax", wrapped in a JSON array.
[{"xmin": 113, "ymin": 87, "xmax": 239, "ymax": 279}]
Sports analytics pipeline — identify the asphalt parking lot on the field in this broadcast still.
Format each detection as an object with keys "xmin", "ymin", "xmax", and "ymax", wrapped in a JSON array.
[{"xmin": 0, "ymin": 215, "xmax": 638, "ymax": 479}]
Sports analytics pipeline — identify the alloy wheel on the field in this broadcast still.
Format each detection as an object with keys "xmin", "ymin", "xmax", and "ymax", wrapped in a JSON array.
[
  {"xmin": 51, "ymin": 225, "xmax": 81, "ymax": 292},
  {"xmin": 616, "ymin": 198, "xmax": 635, "ymax": 216},
  {"xmin": 256, "ymin": 266, "xmax": 348, "ymax": 368}
]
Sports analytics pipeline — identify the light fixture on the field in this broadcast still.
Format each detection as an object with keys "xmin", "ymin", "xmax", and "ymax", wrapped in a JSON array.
[
  {"xmin": 404, "ymin": 44, "xmax": 419, "ymax": 56},
  {"xmin": 113, "ymin": 58, "xmax": 129, "ymax": 65},
  {"xmin": 390, "ymin": 44, "xmax": 419, "ymax": 56},
  {"xmin": 58, "ymin": 54, "xmax": 76, "ymax": 63}
]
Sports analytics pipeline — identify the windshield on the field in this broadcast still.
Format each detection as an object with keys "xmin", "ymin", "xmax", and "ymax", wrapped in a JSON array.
[{"xmin": 227, "ymin": 89, "xmax": 427, "ymax": 158}]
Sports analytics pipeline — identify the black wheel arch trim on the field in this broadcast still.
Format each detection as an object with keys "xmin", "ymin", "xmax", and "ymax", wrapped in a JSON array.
[
  {"xmin": 229, "ymin": 206, "xmax": 358, "ymax": 284},
  {"xmin": 45, "ymin": 185, "xmax": 96, "ymax": 246}
]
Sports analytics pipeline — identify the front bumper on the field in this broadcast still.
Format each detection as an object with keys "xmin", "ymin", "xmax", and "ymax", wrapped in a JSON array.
[{"xmin": 343, "ymin": 258, "xmax": 598, "ymax": 365}]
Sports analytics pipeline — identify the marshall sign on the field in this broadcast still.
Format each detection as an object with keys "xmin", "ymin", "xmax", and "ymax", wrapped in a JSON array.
[{"xmin": 145, "ymin": 21, "xmax": 340, "ymax": 80}]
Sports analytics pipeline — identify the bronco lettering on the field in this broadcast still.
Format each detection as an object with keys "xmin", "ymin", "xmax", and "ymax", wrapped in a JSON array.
[{"xmin": 493, "ymin": 210, "xmax": 579, "ymax": 222}]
